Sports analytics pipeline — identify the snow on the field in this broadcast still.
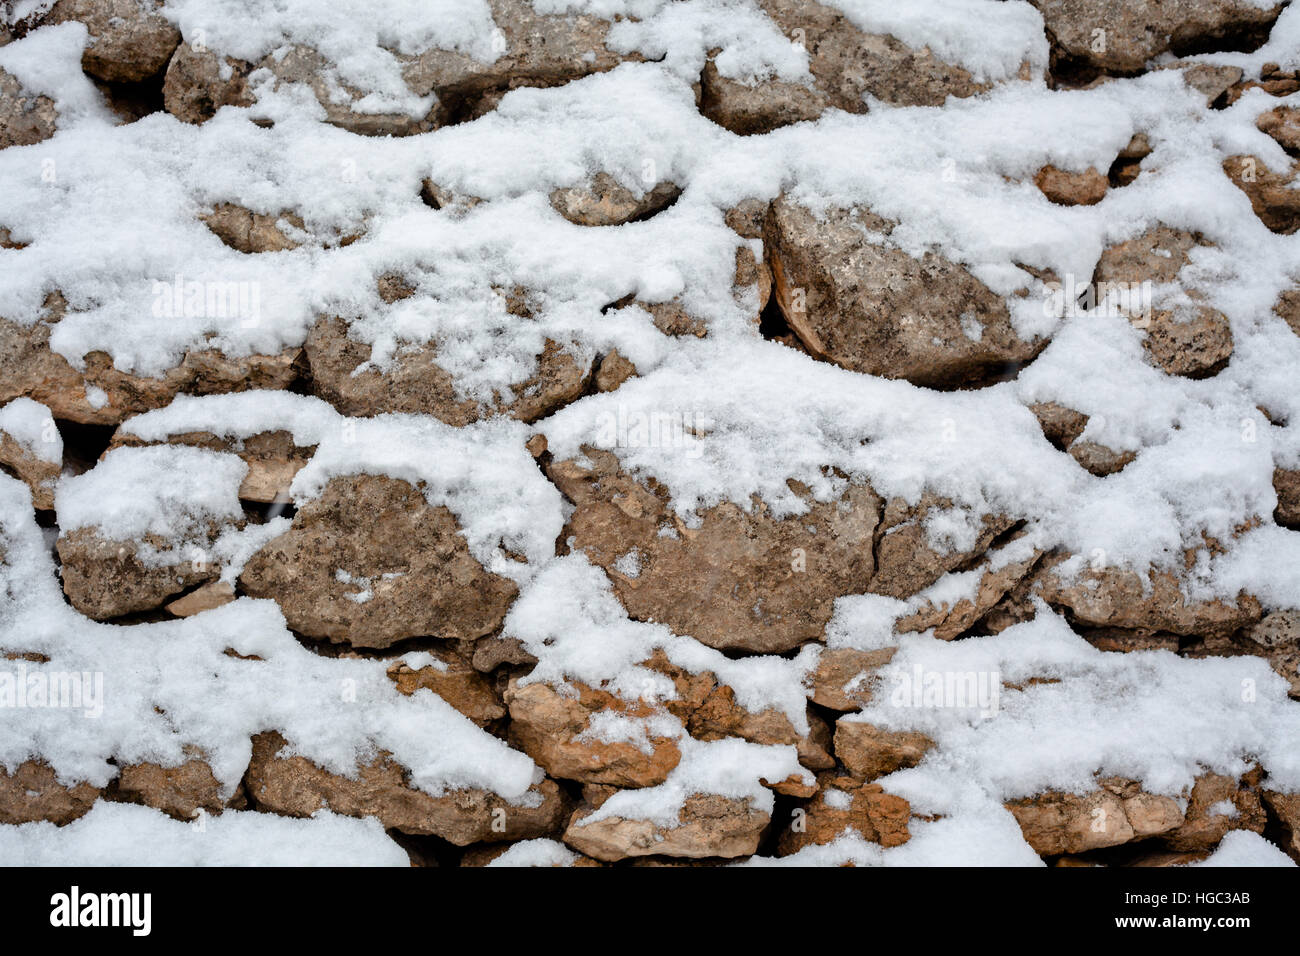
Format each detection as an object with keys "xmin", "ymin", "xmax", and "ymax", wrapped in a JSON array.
[
  {"xmin": 119, "ymin": 391, "xmax": 341, "ymax": 447},
  {"xmin": 1195, "ymin": 829, "xmax": 1296, "ymax": 867},
  {"xmin": 0, "ymin": 397, "xmax": 60, "ymax": 462},
  {"xmin": 0, "ymin": 802, "xmax": 409, "ymax": 866},
  {"xmin": 485, "ymin": 837, "xmax": 580, "ymax": 867}
]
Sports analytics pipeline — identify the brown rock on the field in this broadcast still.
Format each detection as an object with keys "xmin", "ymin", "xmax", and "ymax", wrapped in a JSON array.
[
  {"xmin": 470, "ymin": 635, "xmax": 537, "ymax": 672},
  {"xmin": 306, "ymin": 317, "xmax": 590, "ymax": 425},
  {"xmin": 200, "ymin": 203, "xmax": 302, "ymax": 253},
  {"xmin": 1142, "ymin": 307, "xmax": 1235, "ymax": 379},
  {"xmin": 1035, "ymin": 165, "xmax": 1108, "ymax": 206},
  {"xmin": 0, "ymin": 422, "xmax": 60, "ymax": 510},
  {"xmin": 1275, "ymin": 468, "xmax": 1300, "ymax": 528},
  {"xmin": 688, "ymin": 684, "xmax": 834, "ymax": 771},
  {"xmin": 1007, "ymin": 781, "xmax": 1185, "ymax": 856},
  {"xmin": 1035, "ymin": 564, "xmax": 1262, "ymax": 637},
  {"xmin": 834, "ymin": 720, "xmax": 935, "ymax": 781},
  {"xmin": 898, "ymin": 544, "xmax": 1043, "ymax": 640},
  {"xmin": 871, "ymin": 494, "xmax": 1016, "ymax": 599},
  {"xmin": 0, "ymin": 761, "xmax": 100, "ymax": 825},
  {"xmin": 807, "ymin": 647, "xmax": 896, "ymax": 712},
  {"xmin": 240, "ymin": 474, "xmax": 518, "ymax": 647},
  {"xmin": 388, "ymin": 649, "xmax": 506, "ymax": 726},
  {"xmin": 1278, "ymin": 286, "xmax": 1300, "ymax": 338},
  {"xmin": 162, "ymin": 42, "xmax": 253, "ymax": 124},
  {"xmin": 1161, "ymin": 772, "xmax": 1266, "ymax": 852},
  {"xmin": 504, "ymin": 678, "xmax": 682, "ymax": 787},
  {"xmin": 57, "ymin": 527, "xmax": 221, "ymax": 620},
  {"xmin": 48, "ymin": 0, "xmax": 181, "ymax": 83},
  {"xmin": 550, "ymin": 448, "xmax": 880, "ymax": 653},
  {"xmin": 0, "ymin": 67, "xmax": 57, "ymax": 149},
  {"xmin": 765, "ymin": 198, "xmax": 1042, "ymax": 388},
  {"xmin": 778, "ymin": 776, "xmax": 911, "ymax": 854},
  {"xmin": 564, "ymin": 792, "xmax": 768, "ymax": 861},
  {"xmin": 164, "ymin": 579, "xmax": 236, "ymax": 617},
  {"xmin": 549, "ymin": 174, "xmax": 680, "ymax": 226},
  {"xmin": 115, "ymin": 758, "xmax": 226, "ymax": 820},
  {"xmin": 1027, "ymin": 0, "xmax": 1283, "ymax": 75},
  {"xmin": 245, "ymin": 731, "xmax": 567, "ymax": 845},
  {"xmin": 1257, "ymin": 105, "xmax": 1300, "ymax": 155},
  {"xmin": 1029, "ymin": 402, "xmax": 1136, "ymax": 475},
  {"xmin": 1224, "ymin": 154, "xmax": 1300, "ymax": 234},
  {"xmin": 594, "ymin": 350, "xmax": 637, "ymax": 393},
  {"xmin": 1261, "ymin": 789, "xmax": 1300, "ymax": 862}
]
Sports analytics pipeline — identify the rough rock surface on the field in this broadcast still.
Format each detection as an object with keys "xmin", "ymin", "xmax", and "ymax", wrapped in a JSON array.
[
  {"xmin": 834, "ymin": 720, "xmax": 936, "ymax": 781},
  {"xmin": 57, "ymin": 527, "xmax": 223, "ymax": 620},
  {"xmin": 47, "ymin": 0, "xmax": 181, "ymax": 83},
  {"xmin": 0, "ymin": 67, "xmax": 57, "ymax": 149},
  {"xmin": 0, "ymin": 424, "xmax": 59, "ymax": 510},
  {"xmin": 0, "ymin": 761, "xmax": 100, "ymax": 825},
  {"xmin": 1006, "ymin": 779, "xmax": 1186, "ymax": 856},
  {"xmin": 765, "ymin": 198, "xmax": 1043, "ymax": 388},
  {"xmin": 162, "ymin": 42, "xmax": 254, "ymax": 125},
  {"xmin": 564, "ymin": 793, "xmax": 769, "ymax": 861},
  {"xmin": 1223, "ymin": 154, "xmax": 1300, "ymax": 235},
  {"xmin": 778, "ymin": 777, "xmax": 911, "ymax": 854},
  {"xmin": 241, "ymin": 474, "xmax": 519, "ymax": 647}
]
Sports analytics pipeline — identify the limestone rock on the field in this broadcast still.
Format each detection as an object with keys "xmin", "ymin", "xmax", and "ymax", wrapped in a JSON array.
[
  {"xmin": 549, "ymin": 448, "xmax": 880, "ymax": 653},
  {"xmin": 115, "ymin": 758, "xmax": 226, "ymax": 821},
  {"xmin": 57, "ymin": 527, "xmax": 222, "ymax": 620},
  {"xmin": 504, "ymin": 679, "xmax": 682, "ymax": 787},
  {"xmin": 1035, "ymin": 165, "xmax": 1108, "ymax": 206},
  {"xmin": 239, "ymin": 474, "xmax": 518, "ymax": 648},
  {"xmin": 549, "ymin": 174, "xmax": 681, "ymax": 226},
  {"xmin": 564, "ymin": 793, "xmax": 768, "ymax": 861},
  {"xmin": 898, "ymin": 544, "xmax": 1043, "ymax": 640},
  {"xmin": 1035, "ymin": 564, "xmax": 1262, "ymax": 637},
  {"xmin": 0, "ymin": 761, "xmax": 100, "ymax": 825},
  {"xmin": 306, "ymin": 317, "xmax": 590, "ymax": 425},
  {"xmin": 1028, "ymin": 0, "xmax": 1283, "ymax": 75},
  {"xmin": 388, "ymin": 649, "xmax": 506, "ymax": 726},
  {"xmin": 1161, "ymin": 772, "xmax": 1266, "ymax": 852},
  {"xmin": 245, "ymin": 731, "xmax": 567, "ymax": 844},
  {"xmin": 48, "ymin": 0, "xmax": 181, "ymax": 83},
  {"xmin": 1006, "ymin": 780, "xmax": 1184, "ymax": 856},
  {"xmin": 0, "ymin": 66, "xmax": 57, "ymax": 149},
  {"xmin": 765, "ymin": 198, "xmax": 1042, "ymax": 388},
  {"xmin": 807, "ymin": 647, "xmax": 896, "ymax": 712},
  {"xmin": 871, "ymin": 493, "xmax": 1015, "ymax": 599},
  {"xmin": 1262, "ymin": 789, "xmax": 1300, "ymax": 862},
  {"xmin": 1224, "ymin": 154, "xmax": 1300, "ymax": 234},
  {"xmin": 200, "ymin": 203, "xmax": 302, "ymax": 253},
  {"xmin": 778, "ymin": 777, "xmax": 911, "ymax": 854},
  {"xmin": 688, "ymin": 684, "xmax": 835, "ymax": 771},
  {"xmin": 164, "ymin": 579, "xmax": 236, "ymax": 617},
  {"xmin": 162, "ymin": 42, "xmax": 253, "ymax": 124},
  {"xmin": 1029, "ymin": 401, "xmax": 1136, "ymax": 476},
  {"xmin": 0, "ymin": 420, "xmax": 60, "ymax": 510},
  {"xmin": 834, "ymin": 720, "xmax": 935, "ymax": 781}
]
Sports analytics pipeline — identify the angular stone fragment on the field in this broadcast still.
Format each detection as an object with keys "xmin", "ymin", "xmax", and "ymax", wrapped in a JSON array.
[
  {"xmin": 1262, "ymin": 789, "xmax": 1300, "ymax": 862},
  {"xmin": 1034, "ymin": 564, "xmax": 1262, "ymax": 637},
  {"xmin": 45, "ymin": 0, "xmax": 180, "ymax": 82},
  {"xmin": 504, "ymin": 679, "xmax": 682, "ymax": 788},
  {"xmin": 306, "ymin": 317, "xmax": 590, "ymax": 425},
  {"xmin": 807, "ymin": 647, "xmax": 896, "ymax": 712},
  {"xmin": 0, "ymin": 67, "xmax": 57, "ymax": 149},
  {"xmin": 0, "ymin": 417, "xmax": 60, "ymax": 510},
  {"xmin": 245, "ymin": 731, "xmax": 566, "ymax": 844},
  {"xmin": 1258, "ymin": 105, "xmax": 1300, "ymax": 155},
  {"xmin": 1161, "ymin": 772, "xmax": 1266, "ymax": 852},
  {"xmin": 162, "ymin": 42, "xmax": 253, "ymax": 124},
  {"xmin": 564, "ymin": 793, "xmax": 768, "ymax": 861},
  {"xmin": 870, "ymin": 493, "xmax": 1015, "ymax": 600},
  {"xmin": 115, "ymin": 758, "xmax": 226, "ymax": 821},
  {"xmin": 1030, "ymin": 402, "xmax": 1138, "ymax": 478},
  {"xmin": 200, "ymin": 203, "xmax": 302, "ymax": 253},
  {"xmin": 688, "ymin": 684, "xmax": 834, "ymax": 771},
  {"xmin": 1224, "ymin": 154, "xmax": 1300, "ymax": 234},
  {"xmin": 898, "ymin": 544, "xmax": 1043, "ymax": 640},
  {"xmin": 1028, "ymin": 0, "xmax": 1283, "ymax": 75},
  {"xmin": 834, "ymin": 720, "xmax": 935, "ymax": 781},
  {"xmin": 164, "ymin": 579, "xmax": 236, "ymax": 617},
  {"xmin": 765, "ymin": 198, "xmax": 1042, "ymax": 388},
  {"xmin": 240, "ymin": 474, "xmax": 518, "ymax": 647},
  {"xmin": 1006, "ymin": 781, "xmax": 1184, "ymax": 856},
  {"xmin": 0, "ymin": 761, "xmax": 100, "ymax": 825},
  {"xmin": 1035, "ymin": 165, "xmax": 1108, "ymax": 206},
  {"xmin": 778, "ymin": 776, "xmax": 911, "ymax": 854},
  {"xmin": 388, "ymin": 649, "xmax": 506, "ymax": 726},
  {"xmin": 549, "ymin": 448, "xmax": 880, "ymax": 653},
  {"xmin": 57, "ymin": 527, "xmax": 221, "ymax": 620},
  {"xmin": 549, "ymin": 174, "xmax": 680, "ymax": 227}
]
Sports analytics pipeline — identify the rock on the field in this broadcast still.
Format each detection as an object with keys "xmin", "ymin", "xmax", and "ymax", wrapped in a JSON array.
[
  {"xmin": 0, "ymin": 761, "xmax": 100, "ymax": 825},
  {"xmin": 200, "ymin": 203, "xmax": 302, "ymax": 253},
  {"xmin": 1006, "ymin": 780, "xmax": 1184, "ymax": 856},
  {"xmin": 1035, "ymin": 165, "xmax": 1108, "ymax": 206},
  {"xmin": 470, "ymin": 635, "xmax": 537, "ymax": 672},
  {"xmin": 1278, "ymin": 286, "xmax": 1300, "ymax": 339},
  {"xmin": 1225, "ymin": 63, "xmax": 1300, "ymax": 102},
  {"xmin": 0, "ymin": 67, "xmax": 58, "ymax": 149},
  {"xmin": 245, "ymin": 731, "xmax": 567, "ymax": 844},
  {"xmin": 388, "ymin": 649, "xmax": 506, "ymax": 726},
  {"xmin": 0, "ymin": 296, "xmax": 300, "ymax": 425},
  {"xmin": 109, "ymin": 428, "xmax": 315, "ymax": 503},
  {"xmin": 305, "ymin": 317, "xmax": 590, "ymax": 425},
  {"xmin": 778, "ymin": 776, "xmax": 911, "ymax": 854},
  {"xmin": 549, "ymin": 174, "xmax": 681, "ymax": 226},
  {"xmin": 1029, "ymin": 401, "xmax": 1136, "ymax": 475},
  {"xmin": 765, "ymin": 198, "xmax": 1042, "ymax": 388},
  {"xmin": 834, "ymin": 720, "xmax": 935, "ymax": 781},
  {"xmin": 898, "ymin": 543, "xmax": 1043, "ymax": 640},
  {"xmin": 0, "ymin": 419, "xmax": 60, "ymax": 510},
  {"xmin": 1027, "ymin": 0, "xmax": 1283, "ymax": 75},
  {"xmin": 239, "ymin": 474, "xmax": 518, "ymax": 648},
  {"xmin": 48, "ymin": 0, "xmax": 181, "ymax": 83},
  {"xmin": 871, "ymin": 494, "xmax": 1015, "ymax": 599},
  {"xmin": 1223, "ymin": 155, "xmax": 1300, "ymax": 235},
  {"xmin": 807, "ymin": 647, "xmax": 896, "ymax": 712},
  {"xmin": 162, "ymin": 42, "xmax": 253, "ymax": 124},
  {"xmin": 1068, "ymin": 440, "xmax": 1139, "ymax": 476},
  {"xmin": 564, "ymin": 793, "xmax": 768, "ymax": 861},
  {"xmin": 504, "ymin": 679, "xmax": 682, "ymax": 787},
  {"xmin": 549, "ymin": 448, "xmax": 880, "ymax": 653},
  {"xmin": 688, "ymin": 684, "xmax": 835, "ymax": 771},
  {"xmin": 1257, "ymin": 105, "xmax": 1300, "ymax": 155},
  {"xmin": 701, "ymin": 0, "xmax": 990, "ymax": 134},
  {"xmin": 593, "ymin": 350, "xmax": 637, "ymax": 393},
  {"xmin": 115, "ymin": 758, "xmax": 226, "ymax": 820},
  {"xmin": 57, "ymin": 527, "xmax": 222, "ymax": 620},
  {"xmin": 1161, "ymin": 772, "xmax": 1266, "ymax": 852},
  {"xmin": 1261, "ymin": 789, "xmax": 1300, "ymax": 862},
  {"xmin": 1093, "ymin": 227, "xmax": 1235, "ymax": 378},
  {"xmin": 1035, "ymin": 564, "xmax": 1262, "ymax": 637},
  {"xmin": 164, "ymin": 579, "xmax": 236, "ymax": 617}
]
